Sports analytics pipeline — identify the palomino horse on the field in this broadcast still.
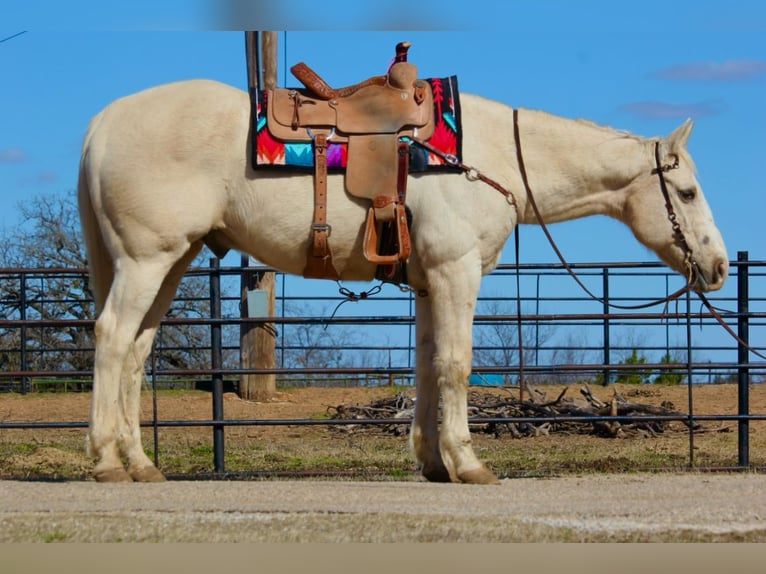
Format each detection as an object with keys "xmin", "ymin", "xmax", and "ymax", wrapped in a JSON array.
[{"xmin": 78, "ymin": 79, "xmax": 728, "ymax": 483}]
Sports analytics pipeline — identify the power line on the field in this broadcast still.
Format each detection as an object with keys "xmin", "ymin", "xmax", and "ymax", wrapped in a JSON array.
[{"xmin": 0, "ymin": 31, "xmax": 28, "ymax": 44}]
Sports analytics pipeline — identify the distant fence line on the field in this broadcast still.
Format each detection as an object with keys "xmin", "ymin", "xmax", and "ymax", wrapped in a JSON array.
[{"xmin": 0, "ymin": 252, "xmax": 764, "ymax": 390}]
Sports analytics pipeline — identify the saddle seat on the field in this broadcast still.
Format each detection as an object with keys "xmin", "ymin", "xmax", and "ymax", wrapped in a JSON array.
[{"xmin": 265, "ymin": 42, "xmax": 435, "ymax": 279}]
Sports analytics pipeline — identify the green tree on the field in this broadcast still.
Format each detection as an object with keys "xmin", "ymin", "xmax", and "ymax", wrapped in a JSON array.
[
  {"xmin": 614, "ymin": 348, "xmax": 652, "ymax": 385},
  {"xmin": 653, "ymin": 353, "xmax": 685, "ymax": 385}
]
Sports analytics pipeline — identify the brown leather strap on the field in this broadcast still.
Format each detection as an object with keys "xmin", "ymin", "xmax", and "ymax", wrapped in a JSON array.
[
  {"xmin": 697, "ymin": 292, "xmax": 766, "ymax": 360},
  {"xmin": 396, "ymin": 139, "xmax": 409, "ymax": 204},
  {"xmin": 394, "ymin": 140, "xmax": 411, "ymax": 260},
  {"xmin": 303, "ymin": 133, "xmax": 339, "ymax": 279},
  {"xmin": 511, "ymin": 109, "xmax": 693, "ymax": 310},
  {"xmin": 410, "ymin": 135, "xmax": 518, "ymax": 211}
]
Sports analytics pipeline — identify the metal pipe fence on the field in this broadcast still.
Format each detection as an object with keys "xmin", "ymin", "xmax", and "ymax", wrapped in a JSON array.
[{"xmin": 0, "ymin": 252, "xmax": 764, "ymax": 475}]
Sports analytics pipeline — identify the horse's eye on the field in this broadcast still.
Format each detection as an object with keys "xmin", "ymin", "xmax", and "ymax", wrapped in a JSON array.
[{"xmin": 678, "ymin": 188, "xmax": 696, "ymax": 202}]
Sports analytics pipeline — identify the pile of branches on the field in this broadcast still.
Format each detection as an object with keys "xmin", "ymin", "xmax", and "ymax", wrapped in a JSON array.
[{"xmin": 326, "ymin": 385, "xmax": 713, "ymax": 439}]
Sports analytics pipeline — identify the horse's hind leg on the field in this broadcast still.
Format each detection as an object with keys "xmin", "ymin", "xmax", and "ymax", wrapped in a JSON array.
[
  {"xmin": 118, "ymin": 244, "xmax": 203, "ymax": 482},
  {"xmin": 88, "ymin": 252, "xmax": 189, "ymax": 482},
  {"xmin": 114, "ymin": 328, "xmax": 165, "ymax": 482}
]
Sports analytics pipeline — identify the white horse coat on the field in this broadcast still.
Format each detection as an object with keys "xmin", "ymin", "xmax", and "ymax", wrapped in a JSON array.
[{"xmin": 78, "ymin": 79, "xmax": 727, "ymax": 483}]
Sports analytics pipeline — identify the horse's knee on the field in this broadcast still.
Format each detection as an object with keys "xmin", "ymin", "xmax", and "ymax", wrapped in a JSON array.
[
  {"xmin": 433, "ymin": 357, "xmax": 470, "ymax": 389},
  {"xmin": 93, "ymin": 309, "xmax": 119, "ymax": 344}
]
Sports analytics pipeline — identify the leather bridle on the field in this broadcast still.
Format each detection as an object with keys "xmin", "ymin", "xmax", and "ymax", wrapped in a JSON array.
[{"xmin": 650, "ymin": 141, "xmax": 701, "ymax": 289}]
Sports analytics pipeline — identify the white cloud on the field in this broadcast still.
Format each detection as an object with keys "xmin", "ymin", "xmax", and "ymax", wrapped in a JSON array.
[
  {"xmin": 618, "ymin": 100, "xmax": 724, "ymax": 119},
  {"xmin": 0, "ymin": 147, "xmax": 28, "ymax": 164},
  {"xmin": 651, "ymin": 59, "xmax": 766, "ymax": 81}
]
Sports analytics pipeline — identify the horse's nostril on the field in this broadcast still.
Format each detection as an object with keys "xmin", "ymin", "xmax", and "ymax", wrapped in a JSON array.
[{"xmin": 715, "ymin": 259, "xmax": 729, "ymax": 284}]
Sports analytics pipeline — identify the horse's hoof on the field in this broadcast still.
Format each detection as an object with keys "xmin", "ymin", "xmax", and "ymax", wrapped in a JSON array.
[
  {"xmin": 458, "ymin": 467, "xmax": 501, "ymax": 485},
  {"xmin": 129, "ymin": 466, "xmax": 167, "ymax": 482},
  {"xmin": 422, "ymin": 463, "xmax": 453, "ymax": 483},
  {"xmin": 94, "ymin": 467, "xmax": 133, "ymax": 482}
]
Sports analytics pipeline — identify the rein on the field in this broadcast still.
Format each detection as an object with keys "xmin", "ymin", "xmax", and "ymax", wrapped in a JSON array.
[
  {"xmin": 512, "ymin": 108, "xmax": 696, "ymax": 310},
  {"xmin": 416, "ymin": 109, "xmax": 765, "ymax": 381},
  {"xmin": 512, "ymin": 110, "xmax": 764, "ymax": 361},
  {"xmin": 697, "ymin": 292, "xmax": 766, "ymax": 361},
  {"xmin": 414, "ymin": 116, "xmax": 695, "ymax": 309}
]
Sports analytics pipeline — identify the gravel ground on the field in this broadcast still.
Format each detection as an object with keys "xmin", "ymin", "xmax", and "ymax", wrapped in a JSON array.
[{"xmin": 1, "ymin": 473, "xmax": 764, "ymax": 542}]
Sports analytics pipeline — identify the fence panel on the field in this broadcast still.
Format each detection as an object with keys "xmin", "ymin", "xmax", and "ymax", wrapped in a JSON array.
[{"xmin": 1, "ymin": 254, "xmax": 764, "ymax": 476}]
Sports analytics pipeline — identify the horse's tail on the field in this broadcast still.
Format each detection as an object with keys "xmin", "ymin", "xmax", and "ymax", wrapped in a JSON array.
[{"xmin": 77, "ymin": 111, "xmax": 113, "ymax": 315}]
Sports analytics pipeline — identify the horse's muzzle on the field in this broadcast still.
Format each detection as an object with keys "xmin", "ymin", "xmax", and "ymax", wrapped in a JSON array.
[{"xmin": 695, "ymin": 258, "xmax": 728, "ymax": 293}]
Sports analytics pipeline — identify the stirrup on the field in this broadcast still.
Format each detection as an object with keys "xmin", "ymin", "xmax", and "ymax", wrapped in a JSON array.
[{"xmin": 363, "ymin": 203, "xmax": 411, "ymax": 264}]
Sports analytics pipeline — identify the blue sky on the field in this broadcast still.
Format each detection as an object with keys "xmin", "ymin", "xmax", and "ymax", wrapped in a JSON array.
[{"xmin": 1, "ymin": 0, "xmax": 764, "ymax": 271}]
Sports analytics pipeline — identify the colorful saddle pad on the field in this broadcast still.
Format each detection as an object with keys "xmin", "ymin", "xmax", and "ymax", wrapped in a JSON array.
[{"xmin": 252, "ymin": 76, "xmax": 461, "ymax": 173}]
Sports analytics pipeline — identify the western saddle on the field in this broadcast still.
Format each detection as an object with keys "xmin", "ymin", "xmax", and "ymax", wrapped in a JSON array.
[{"xmin": 266, "ymin": 42, "xmax": 435, "ymax": 279}]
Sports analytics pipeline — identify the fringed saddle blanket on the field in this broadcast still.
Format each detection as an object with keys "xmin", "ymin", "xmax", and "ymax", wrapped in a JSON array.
[{"xmin": 252, "ymin": 76, "xmax": 462, "ymax": 172}]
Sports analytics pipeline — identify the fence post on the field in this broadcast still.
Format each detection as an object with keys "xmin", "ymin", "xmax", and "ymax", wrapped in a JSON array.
[
  {"xmin": 19, "ymin": 272, "xmax": 28, "ymax": 394},
  {"xmin": 737, "ymin": 250, "xmax": 749, "ymax": 468},
  {"xmin": 685, "ymin": 288, "xmax": 695, "ymax": 468},
  {"xmin": 602, "ymin": 267, "xmax": 610, "ymax": 386},
  {"xmin": 210, "ymin": 258, "xmax": 225, "ymax": 474}
]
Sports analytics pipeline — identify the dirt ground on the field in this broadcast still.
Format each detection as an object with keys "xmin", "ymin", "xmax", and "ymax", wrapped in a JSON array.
[
  {"xmin": 2, "ymin": 474, "xmax": 766, "ymax": 542},
  {"xmin": 1, "ymin": 382, "xmax": 765, "ymax": 480},
  {"xmin": 2, "ymin": 383, "xmax": 766, "ymax": 542},
  {"xmin": 4, "ymin": 381, "xmax": 764, "ymax": 426}
]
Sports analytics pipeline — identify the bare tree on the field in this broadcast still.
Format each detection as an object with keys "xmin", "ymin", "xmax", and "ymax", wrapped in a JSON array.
[
  {"xmin": 0, "ymin": 192, "xmax": 212, "ymax": 375},
  {"xmin": 0, "ymin": 193, "xmax": 93, "ymax": 372},
  {"xmin": 277, "ymin": 301, "xmax": 388, "ymax": 386},
  {"xmin": 472, "ymin": 298, "xmax": 555, "ymax": 385},
  {"xmin": 549, "ymin": 331, "xmax": 600, "ymax": 384}
]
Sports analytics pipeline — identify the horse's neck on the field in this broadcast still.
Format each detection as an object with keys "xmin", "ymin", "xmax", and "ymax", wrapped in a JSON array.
[{"xmin": 514, "ymin": 109, "xmax": 651, "ymax": 224}]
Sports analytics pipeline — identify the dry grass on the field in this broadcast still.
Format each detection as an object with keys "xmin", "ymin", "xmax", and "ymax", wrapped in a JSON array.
[{"xmin": 1, "ymin": 383, "xmax": 764, "ymax": 480}]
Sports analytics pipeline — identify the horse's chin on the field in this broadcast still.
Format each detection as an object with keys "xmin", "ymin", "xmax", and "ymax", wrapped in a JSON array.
[
  {"xmin": 690, "ymin": 263, "xmax": 730, "ymax": 293},
  {"xmin": 691, "ymin": 273, "xmax": 711, "ymax": 294}
]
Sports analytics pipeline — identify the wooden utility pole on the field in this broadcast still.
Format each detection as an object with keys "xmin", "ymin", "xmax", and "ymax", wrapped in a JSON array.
[
  {"xmin": 240, "ymin": 31, "xmax": 278, "ymax": 401},
  {"xmin": 261, "ymin": 31, "xmax": 277, "ymax": 92}
]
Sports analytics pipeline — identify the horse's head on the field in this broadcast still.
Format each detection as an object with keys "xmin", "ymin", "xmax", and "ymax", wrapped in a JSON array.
[{"xmin": 624, "ymin": 120, "xmax": 728, "ymax": 292}]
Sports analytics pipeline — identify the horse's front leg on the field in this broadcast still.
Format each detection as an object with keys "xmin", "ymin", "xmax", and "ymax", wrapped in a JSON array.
[
  {"xmin": 410, "ymin": 294, "xmax": 452, "ymax": 482},
  {"xmin": 412, "ymin": 257, "xmax": 500, "ymax": 485}
]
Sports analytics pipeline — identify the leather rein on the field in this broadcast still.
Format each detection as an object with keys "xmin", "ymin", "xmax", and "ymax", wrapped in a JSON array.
[
  {"xmin": 512, "ymin": 109, "xmax": 699, "ymax": 310},
  {"xmin": 415, "ymin": 110, "xmax": 696, "ymax": 309}
]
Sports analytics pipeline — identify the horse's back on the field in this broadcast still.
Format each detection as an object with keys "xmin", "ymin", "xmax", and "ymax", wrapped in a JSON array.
[{"xmin": 85, "ymin": 79, "xmax": 249, "ymax": 161}]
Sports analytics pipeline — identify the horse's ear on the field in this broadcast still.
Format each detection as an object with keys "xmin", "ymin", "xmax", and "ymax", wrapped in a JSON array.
[{"xmin": 665, "ymin": 118, "xmax": 694, "ymax": 151}]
